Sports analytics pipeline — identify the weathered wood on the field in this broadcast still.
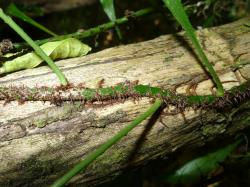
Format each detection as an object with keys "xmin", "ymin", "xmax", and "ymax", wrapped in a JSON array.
[{"xmin": 1, "ymin": 17, "xmax": 250, "ymax": 186}]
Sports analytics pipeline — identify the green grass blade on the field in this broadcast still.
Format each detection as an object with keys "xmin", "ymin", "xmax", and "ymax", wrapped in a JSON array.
[
  {"xmin": 0, "ymin": 8, "xmax": 68, "ymax": 85},
  {"xmin": 162, "ymin": 0, "xmax": 224, "ymax": 96},
  {"xmin": 100, "ymin": 0, "xmax": 122, "ymax": 39},
  {"xmin": 51, "ymin": 99, "xmax": 162, "ymax": 187},
  {"xmin": 6, "ymin": 3, "xmax": 58, "ymax": 37}
]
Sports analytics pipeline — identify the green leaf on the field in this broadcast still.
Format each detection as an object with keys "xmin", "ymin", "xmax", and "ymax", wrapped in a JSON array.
[
  {"xmin": 6, "ymin": 3, "xmax": 57, "ymax": 37},
  {"xmin": 162, "ymin": 0, "xmax": 224, "ymax": 96},
  {"xmin": 100, "ymin": 0, "xmax": 116, "ymax": 21},
  {"xmin": 100, "ymin": 0, "xmax": 122, "ymax": 39},
  {"xmin": 164, "ymin": 139, "xmax": 242, "ymax": 185},
  {"xmin": 0, "ymin": 38, "xmax": 91, "ymax": 74}
]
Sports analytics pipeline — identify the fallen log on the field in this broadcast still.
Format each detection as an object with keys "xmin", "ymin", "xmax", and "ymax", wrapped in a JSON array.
[{"xmin": 1, "ymin": 17, "xmax": 250, "ymax": 186}]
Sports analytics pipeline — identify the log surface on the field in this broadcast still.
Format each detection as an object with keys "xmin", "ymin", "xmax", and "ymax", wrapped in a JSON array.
[{"xmin": 1, "ymin": 17, "xmax": 250, "ymax": 186}]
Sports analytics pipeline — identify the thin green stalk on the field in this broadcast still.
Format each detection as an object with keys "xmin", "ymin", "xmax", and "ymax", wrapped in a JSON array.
[
  {"xmin": 114, "ymin": 24, "xmax": 122, "ymax": 39},
  {"xmin": 51, "ymin": 98, "xmax": 162, "ymax": 187},
  {"xmin": 0, "ymin": 8, "xmax": 68, "ymax": 85},
  {"xmin": 162, "ymin": 0, "xmax": 224, "ymax": 96},
  {"xmin": 13, "ymin": 8, "xmax": 155, "ymax": 49}
]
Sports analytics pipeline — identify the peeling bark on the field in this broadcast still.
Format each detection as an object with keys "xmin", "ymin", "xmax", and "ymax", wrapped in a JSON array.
[{"xmin": 1, "ymin": 17, "xmax": 250, "ymax": 186}]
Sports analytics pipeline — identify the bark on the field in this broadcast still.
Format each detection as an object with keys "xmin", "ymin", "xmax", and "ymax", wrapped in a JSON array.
[{"xmin": 1, "ymin": 17, "xmax": 250, "ymax": 187}]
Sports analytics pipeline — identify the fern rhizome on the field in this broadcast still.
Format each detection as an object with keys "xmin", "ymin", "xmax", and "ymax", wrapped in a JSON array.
[{"xmin": 1, "ymin": 80, "xmax": 250, "ymax": 111}]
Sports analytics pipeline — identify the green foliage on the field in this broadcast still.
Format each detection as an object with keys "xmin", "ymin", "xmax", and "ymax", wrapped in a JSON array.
[
  {"xmin": 0, "ymin": 8, "xmax": 68, "ymax": 85},
  {"xmin": 6, "ymin": 3, "xmax": 57, "ymax": 36},
  {"xmin": 100, "ymin": 0, "xmax": 116, "ymax": 23},
  {"xmin": 100, "ymin": 0, "xmax": 122, "ymax": 39},
  {"xmin": 162, "ymin": 0, "xmax": 224, "ymax": 96},
  {"xmin": 164, "ymin": 139, "xmax": 242, "ymax": 185},
  {"xmin": 0, "ymin": 38, "xmax": 91, "ymax": 74}
]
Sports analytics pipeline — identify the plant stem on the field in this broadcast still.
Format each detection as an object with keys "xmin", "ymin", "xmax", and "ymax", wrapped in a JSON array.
[
  {"xmin": 0, "ymin": 8, "xmax": 68, "ymax": 85},
  {"xmin": 51, "ymin": 98, "xmax": 162, "ymax": 187},
  {"xmin": 13, "ymin": 7, "xmax": 155, "ymax": 49}
]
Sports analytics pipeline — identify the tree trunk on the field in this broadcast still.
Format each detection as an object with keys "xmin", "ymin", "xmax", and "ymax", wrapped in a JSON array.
[{"xmin": 1, "ymin": 17, "xmax": 250, "ymax": 187}]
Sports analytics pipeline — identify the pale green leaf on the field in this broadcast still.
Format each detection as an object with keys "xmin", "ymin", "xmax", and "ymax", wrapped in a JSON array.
[{"xmin": 0, "ymin": 38, "xmax": 91, "ymax": 74}]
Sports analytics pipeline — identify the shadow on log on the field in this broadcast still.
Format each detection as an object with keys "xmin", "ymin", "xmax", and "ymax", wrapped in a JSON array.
[{"xmin": 1, "ymin": 17, "xmax": 250, "ymax": 186}]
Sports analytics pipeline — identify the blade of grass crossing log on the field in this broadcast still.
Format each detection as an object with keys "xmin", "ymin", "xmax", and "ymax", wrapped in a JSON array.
[
  {"xmin": 51, "ymin": 99, "xmax": 162, "ymax": 187},
  {"xmin": 162, "ymin": 0, "xmax": 224, "ymax": 96}
]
